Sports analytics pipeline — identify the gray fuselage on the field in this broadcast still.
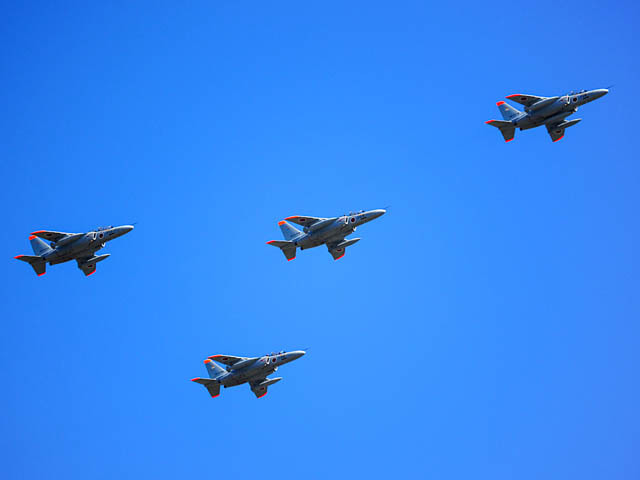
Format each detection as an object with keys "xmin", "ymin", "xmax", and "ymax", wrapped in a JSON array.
[
  {"xmin": 293, "ymin": 209, "xmax": 385, "ymax": 250},
  {"xmin": 512, "ymin": 89, "xmax": 607, "ymax": 131}
]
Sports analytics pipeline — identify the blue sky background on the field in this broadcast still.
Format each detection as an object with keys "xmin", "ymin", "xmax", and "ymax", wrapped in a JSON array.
[{"xmin": 1, "ymin": 1, "xmax": 639, "ymax": 478}]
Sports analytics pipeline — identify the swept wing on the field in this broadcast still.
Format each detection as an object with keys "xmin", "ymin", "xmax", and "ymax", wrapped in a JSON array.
[
  {"xmin": 207, "ymin": 354, "xmax": 249, "ymax": 367},
  {"xmin": 30, "ymin": 230, "xmax": 76, "ymax": 242},
  {"xmin": 505, "ymin": 94, "xmax": 547, "ymax": 108},
  {"xmin": 546, "ymin": 123, "xmax": 566, "ymax": 142},
  {"xmin": 284, "ymin": 216, "xmax": 327, "ymax": 227}
]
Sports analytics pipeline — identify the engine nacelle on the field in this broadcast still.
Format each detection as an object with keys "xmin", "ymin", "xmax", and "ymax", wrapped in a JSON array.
[
  {"xmin": 308, "ymin": 218, "xmax": 335, "ymax": 233},
  {"xmin": 229, "ymin": 358, "xmax": 259, "ymax": 371},
  {"xmin": 527, "ymin": 96, "xmax": 560, "ymax": 112},
  {"xmin": 51, "ymin": 233, "xmax": 85, "ymax": 249}
]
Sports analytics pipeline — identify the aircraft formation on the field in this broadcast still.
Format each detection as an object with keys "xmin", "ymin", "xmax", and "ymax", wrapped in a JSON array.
[{"xmin": 14, "ymin": 89, "xmax": 609, "ymax": 399}]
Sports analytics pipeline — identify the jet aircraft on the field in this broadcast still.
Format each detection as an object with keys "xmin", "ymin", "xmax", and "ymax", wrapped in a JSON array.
[
  {"xmin": 486, "ymin": 88, "xmax": 608, "ymax": 142},
  {"xmin": 191, "ymin": 350, "xmax": 306, "ymax": 399},
  {"xmin": 267, "ymin": 209, "xmax": 386, "ymax": 261},
  {"xmin": 14, "ymin": 225, "xmax": 134, "ymax": 276}
]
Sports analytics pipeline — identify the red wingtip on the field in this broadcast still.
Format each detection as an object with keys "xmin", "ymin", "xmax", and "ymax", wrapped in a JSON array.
[
  {"xmin": 257, "ymin": 392, "xmax": 267, "ymax": 399},
  {"xmin": 211, "ymin": 394, "xmax": 220, "ymax": 398},
  {"xmin": 505, "ymin": 138, "xmax": 514, "ymax": 143},
  {"xmin": 278, "ymin": 220, "xmax": 286, "ymax": 226},
  {"xmin": 14, "ymin": 255, "xmax": 23, "ymax": 259},
  {"xmin": 287, "ymin": 257, "xmax": 295, "ymax": 261},
  {"xmin": 204, "ymin": 359, "xmax": 212, "ymax": 364},
  {"xmin": 553, "ymin": 135, "xmax": 564, "ymax": 143},
  {"xmin": 334, "ymin": 254, "xmax": 345, "ymax": 261},
  {"xmin": 485, "ymin": 120, "xmax": 494, "ymax": 124},
  {"xmin": 29, "ymin": 235, "xmax": 36, "ymax": 240},
  {"xmin": 284, "ymin": 216, "xmax": 297, "ymax": 221},
  {"xmin": 496, "ymin": 101, "xmax": 505, "ymax": 106},
  {"xmin": 30, "ymin": 230, "xmax": 44, "ymax": 235},
  {"xmin": 87, "ymin": 270, "xmax": 96, "ymax": 276},
  {"xmin": 37, "ymin": 272, "xmax": 46, "ymax": 277},
  {"xmin": 505, "ymin": 94, "xmax": 521, "ymax": 99},
  {"xmin": 191, "ymin": 378, "xmax": 199, "ymax": 382}
]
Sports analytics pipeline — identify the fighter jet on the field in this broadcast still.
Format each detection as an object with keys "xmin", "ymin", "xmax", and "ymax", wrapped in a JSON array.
[
  {"xmin": 486, "ymin": 88, "xmax": 608, "ymax": 142},
  {"xmin": 191, "ymin": 350, "xmax": 306, "ymax": 399},
  {"xmin": 266, "ymin": 209, "xmax": 385, "ymax": 261},
  {"xmin": 14, "ymin": 225, "xmax": 134, "ymax": 276}
]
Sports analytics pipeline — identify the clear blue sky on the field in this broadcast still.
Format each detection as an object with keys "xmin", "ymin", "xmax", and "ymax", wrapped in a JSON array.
[{"xmin": 2, "ymin": 1, "xmax": 639, "ymax": 478}]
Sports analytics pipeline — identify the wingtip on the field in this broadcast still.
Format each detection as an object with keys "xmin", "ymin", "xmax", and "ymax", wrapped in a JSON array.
[
  {"xmin": 278, "ymin": 220, "xmax": 286, "ymax": 226},
  {"xmin": 204, "ymin": 359, "xmax": 212, "ymax": 364},
  {"xmin": 14, "ymin": 255, "xmax": 23, "ymax": 259},
  {"xmin": 505, "ymin": 94, "xmax": 521, "ymax": 99},
  {"xmin": 334, "ymin": 253, "xmax": 345, "ymax": 261},
  {"xmin": 257, "ymin": 392, "xmax": 267, "ymax": 399},
  {"xmin": 287, "ymin": 257, "xmax": 295, "ymax": 262},
  {"xmin": 211, "ymin": 393, "xmax": 220, "ymax": 398},
  {"xmin": 496, "ymin": 101, "xmax": 506, "ymax": 106},
  {"xmin": 28, "ymin": 235, "xmax": 36, "ymax": 240},
  {"xmin": 190, "ymin": 377, "xmax": 199, "ymax": 382},
  {"xmin": 505, "ymin": 138, "xmax": 514, "ymax": 143},
  {"xmin": 37, "ymin": 272, "xmax": 46, "ymax": 277},
  {"xmin": 552, "ymin": 135, "xmax": 564, "ymax": 143}
]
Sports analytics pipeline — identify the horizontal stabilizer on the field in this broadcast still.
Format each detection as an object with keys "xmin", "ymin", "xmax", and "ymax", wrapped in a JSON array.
[
  {"xmin": 14, "ymin": 255, "xmax": 46, "ymax": 276},
  {"xmin": 485, "ymin": 120, "xmax": 515, "ymax": 142},
  {"xmin": 191, "ymin": 377, "xmax": 221, "ymax": 398},
  {"xmin": 266, "ymin": 240, "xmax": 296, "ymax": 261}
]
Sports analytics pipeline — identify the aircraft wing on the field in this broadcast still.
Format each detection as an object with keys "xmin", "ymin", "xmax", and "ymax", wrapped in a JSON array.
[
  {"xmin": 327, "ymin": 240, "xmax": 347, "ymax": 261},
  {"xmin": 31, "ymin": 230, "xmax": 75, "ymax": 242},
  {"xmin": 249, "ymin": 378, "xmax": 269, "ymax": 398},
  {"xmin": 207, "ymin": 354, "xmax": 248, "ymax": 367},
  {"xmin": 546, "ymin": 123, "xmax": 566, "ymax": 142},
  {"xmin": 284, "ymin": 215, "xmax": 327, "ymax": 227},
  {"xmin": 76, "ymin": 258, "xmax": 97, "ymax": 276},
  {"xmin": 505, "ymin": 94, "xmax": 546, "ymax": 108}
]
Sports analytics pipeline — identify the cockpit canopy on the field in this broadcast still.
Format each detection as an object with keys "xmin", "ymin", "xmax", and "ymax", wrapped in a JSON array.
[{"xmin": 96, "ymin": 226, "xmax": 113, "ymax": 231}]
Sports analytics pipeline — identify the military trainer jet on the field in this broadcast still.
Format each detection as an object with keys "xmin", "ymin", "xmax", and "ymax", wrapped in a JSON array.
[
  {"xmin": 266, "ymin": 209, "xmax": 386, "ymax": 261},
  {"xmin": 486, "ymin": 88, "xmax": 608, "ymax": 142},
  {"xmin": 14, "ymin": 225, "xmax": 134, "ymax": 276},
  {"xmin": 191, "ymin": 350, "xmax": 306, "ymax": 399}
]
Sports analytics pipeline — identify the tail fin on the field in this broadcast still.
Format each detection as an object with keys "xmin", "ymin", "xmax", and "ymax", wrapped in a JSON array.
[
  {"xmin": 204, "ymin": 359, "xmax": 226, "ymax": 379},
  {"xmin": 497, "ymin": 101, "xmax": 521, "ymax": 121},
  {"xmin": 29, "ymin": 235, "xmax": 52, "ymax": 256},
  {"xmin": 14, "ymin": 255, "xmax": 47, "ymax": 276},
  {"xmin": 278, "ymin": 221, "xmax": 301, "ymax": 241},
  {"xmin": 266, "ymin": 240, "xmax": 297, "ymax": 261},
  {"xmin": 485, "ymin": 120, "xmax": 516, "ymax": 142}
]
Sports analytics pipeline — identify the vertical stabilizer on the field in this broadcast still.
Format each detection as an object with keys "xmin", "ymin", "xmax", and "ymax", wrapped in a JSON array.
[
  {"xmin": 497, "ymin": 101, "xmax": 521, "ymax": 121},
  {"xmin": 204, "ymin": 359, "xmax": 226, "ymax": 379},
  {"xmin": 29, "ymin": 235, "xmax": 52, "ymax": 256},
  {"xmin": 278, "ymin": 221, "xmax": 302, "ymax": 241}
]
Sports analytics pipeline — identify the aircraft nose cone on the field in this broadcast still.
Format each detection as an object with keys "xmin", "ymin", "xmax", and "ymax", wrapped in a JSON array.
[
  {"xmin": 121, "ymin": 225, "xmax": 134, "ymax": 234},
  {"xmin": 289, "ymin": 350, "xmax": 306, "ymax": 360},
  {"xmin": 370, "ymin": 209, "xmax": 386, "ymax": 219},
  {"xmin": 593, "ymin": 89, "xmax": 608, "ymax": 99}
]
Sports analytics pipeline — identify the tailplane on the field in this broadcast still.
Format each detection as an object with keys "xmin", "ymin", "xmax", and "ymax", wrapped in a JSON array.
[
  {"xmin": 266, "ymin": 240, "xmax": 297, "ymax": 261},
  {"xmin": 191, "ymin": 358, "xmax": 226, "ymax": 398},
  {"xmin": 14, "ymin": 255, "xmax": 47, "ymax": 276},
  {"xmin": 485, "ymin": 119, "xmax": 516, "ymax": 142}
]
